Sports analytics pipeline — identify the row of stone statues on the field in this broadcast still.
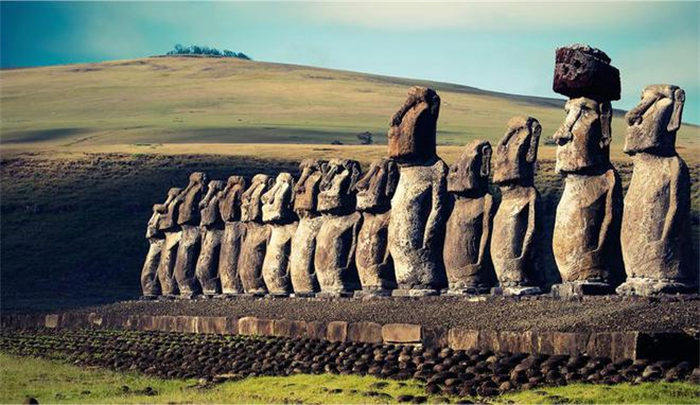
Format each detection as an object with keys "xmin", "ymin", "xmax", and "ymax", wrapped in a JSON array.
[{"xmin": 139, "ymin": 44, "xmax": 696, "ymax": 298}]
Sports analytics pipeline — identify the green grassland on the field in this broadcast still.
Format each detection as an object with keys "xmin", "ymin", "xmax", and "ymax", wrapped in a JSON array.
[{"xmin": 2, "ymin": 353, "xmax": 698, "ymax": 404}]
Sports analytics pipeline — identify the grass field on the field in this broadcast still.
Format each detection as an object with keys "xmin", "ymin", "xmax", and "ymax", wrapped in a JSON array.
[{"xmin": 2, "ymin": 353, "xmax": 699, "ymax": 404}]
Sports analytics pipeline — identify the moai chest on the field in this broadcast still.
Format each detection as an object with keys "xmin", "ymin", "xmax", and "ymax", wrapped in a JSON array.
[
  {"xmin": 445, "ymin": 196, "xmax": 488, "ymax": 266},
  {"xmin": 492, "ymin": 188, "xmax": 534, "ymax": 259},
  {"xmin": 356, "ymin": 210, "xmax": 391, "ymax": 271}
]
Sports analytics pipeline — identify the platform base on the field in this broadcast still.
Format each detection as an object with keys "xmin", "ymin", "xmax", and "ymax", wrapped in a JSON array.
[
  {"xmin": 551, "ymin": 282, "xmax": 615, "ymax": 298},
  {"xmin": 491, "ymin": 286, "xmax": 542, "ymax": 296},
  {"xmin": 316, "ymin": 291, "xmax": 355, "ymax": 298},
  {"xmin": 616, "ymin": 278, "xmax": 697, "ymax": 296},
  {"xmin": 354, "ymin": 289, "xmax": 393, "ymax": 298},
  {"xmin": 391, "ymin": 289, "xmax": 440, "ymax": 297},
  {"xmin": 290, "ymin": 292, "xmax": 317, "ymax": 298}
]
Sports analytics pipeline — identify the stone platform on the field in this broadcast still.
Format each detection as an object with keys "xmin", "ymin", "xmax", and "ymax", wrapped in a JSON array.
[{"xmin": 3, "ymin": 296, "xmax": 698, "ymax": 362}]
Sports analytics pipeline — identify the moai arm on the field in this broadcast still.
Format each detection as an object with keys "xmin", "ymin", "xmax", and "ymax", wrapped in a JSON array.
[
  {"xmin": 477, "ymin": 194, "xmax": 495, "ymax": 266},
  {"xmin": 519, "ymin": 188, "xmax": 538, "ymax": 261},
  {"xmin": 423, "ymin": 163, "xmax": 448, "ymax": 248},
  {"xmin": 660, "ymin": 158, "xmax": 689, "ymax": 244}
]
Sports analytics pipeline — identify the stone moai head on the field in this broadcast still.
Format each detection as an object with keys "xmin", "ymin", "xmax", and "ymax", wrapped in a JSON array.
[
  {"xmin": 293, "ymin": 159, "xmax": 328, "ymax": 215},
  {"xmin": 387, "ymin": 86, "xmax": 441, "ymax": 164},
  {"xmin": 553, "ymin": 98, "xmax": 612, "ymax": 174},
  {"xmin": 218, "ymin": 176, "xmax": 247, "ymax": 222},
  {"xmin": 492, "ymin": 117, "xmax": 541, "ymax": 185},
  {"xmin": 156, "ymin": 187, "xmax": 182, "ymax": 231},
  {"xmin": 624, "ymin": 85, "xmax": 685, "ymax": 156},
  {"xmin": 176, "ymin": 171, "xmax": 208, "ymax": 225},
  {"xmin": 148, "ymin": 187, "xmax": 181, "ymax": 238},
  {"xmin": 199, "ymin": 180, "xmax": 225, "ymax": 227},
  {"xmin": 317, "ymin": 158, "xmax": 361, "ymax": 213},
  {"xmin": 262, "ymin": 172, "xmax": 296, "ymax": 223},
  {"xmin": 355, "ymin": 158, "xmax": 399, "ymax": 213},
  {"xmin": 240, "ymin": 174, "xmax": 273, "ymax": 222},
  {"xmin": 553, "ymin": 44, "xmax": 621, "ymax": 101},
  {"xmin": 447, "ymin": 140, "xmax": 492, "ymax": 194}
]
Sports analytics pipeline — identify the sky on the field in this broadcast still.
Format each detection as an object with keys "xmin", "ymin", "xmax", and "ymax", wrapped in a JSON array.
[{"xmin": 1, "ymin": 1, "xmax": 699, "ymax": 124}]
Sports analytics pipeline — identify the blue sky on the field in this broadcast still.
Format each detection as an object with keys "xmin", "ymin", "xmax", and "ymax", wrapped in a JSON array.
[{"xmin": 1, "ymin": 1, "xmax": 699, "ymax": 123}]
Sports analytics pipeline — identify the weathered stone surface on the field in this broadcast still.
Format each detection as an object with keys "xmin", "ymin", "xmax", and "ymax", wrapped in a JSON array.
[
  {"xmin": 306, "ymin": 321, "xmax": 328, "ymax": 340},
  {"xmin": 238, "ymin": 316, "xmax": 274, "ymax": 336},
  {"xmin": 274, "ymin": 319, "xmax": 308, "ymax": 339},
  {"xmin": 348, "ymin": 322, "xmax": 383, "ymax": 344},
  {"xmin": 173, "ymin": 172, "xmax": 208, "ymax": 297},
  {"xmin": 315, "ymin": 159, "xmax": 363, "ymax": 295},
  {"xmin": 261, "ymin": 173, "xmax": 297, "ymax": 296},
  {"xmin": 141, "ymin": 188, "xmax": 180, "ymax": 297},
  {"xmin": 196, "ymin": 316, "xmax": 229, "ymax": 334},
  {"xmin": 387, "ymin": 87, "xmax": 447, "ymax": 293},
  {"xmin": 382, "ymin": 323, "xmax": 422, "ymax": 344},
  {"xmin": 238, "ymin": 174, "xmax": 273, "ymax": 295},
  {"xmin": 155, "ymin": 187, "xmax": 184, "ymax": 296},
  {"xmin": 293, "ymin": 159, "xmax": 328, "ymax": 215},
  {"xmin": 444, "ymin": 140, "xmax": 496, "ymax": 293},
  {"xmin": 218, "ymin": 176, "xmax": 247, "ymax": 295},
  {"xmin": 355, "ymin": 158, "xmax": 399, "ymax": 293},
  {"xmin": 176, "ymin": 172, "xmax": 208, "ymax": 226},
  {"xmin": 490, "ymin": 117, "xmax": 542, "ymax": 291},
  {"xmin": 553, "ymin": 44, "xmax": 621, "ymax": 101},
  {"xmin": 619, "ymin": 85, "xmax": 695, "ymax": 295},
  {"xmin": 552, "ymin": 96, "xmax": 624, "ymax": 291},
  {"xmin": 195, "ymin": 180, "xmax": 225, "ymax": 295},
  {"xmin": 327, "ymin": 321, "xmax": 349, "ymax": 342},
  {"xmin": 448, "ymin": 329, "xmax": 479, "ymax": 351}
]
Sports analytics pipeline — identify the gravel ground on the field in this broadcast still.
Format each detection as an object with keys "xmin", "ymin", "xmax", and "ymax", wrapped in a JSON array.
[{"xmin": 65, "ymin": 295, "xmax": 700, "ymax": 333}]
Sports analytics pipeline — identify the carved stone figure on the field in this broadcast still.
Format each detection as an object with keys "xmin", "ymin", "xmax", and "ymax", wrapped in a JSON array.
[
  {"xmin": 173, "ymin": 172, "xmax": 208, "ymax": 298},
  {"xmin": 444, "ymin": 140, "xmax": 496, "ymax": 295},
  {"xmin": 195, "ymin": 180, "xmax": 225, "ymax": 296},
  {"xmin": 354, "ymin": 158, "xmax": 399, "ymax": 297},
  {"xmin": 218, "ymin": 176, "xmax": 247, "ymax": 295},
  {"xmin": 289, "ymin": 159, "xmax": 327, "ymax": 296},
  {"xmin": 238, "ymin": 174, "xmax": 273, "ymax": 295},
  {"xmin": 490, "ymin": 118, "xmax": 542, "ymax": 295},
  {"xmin": 618, "ymin": 85, "xmax": 696, "ymax": 295},
  {"xmin": 261, "ymin": 173, "xmax": 297, "ymax": 296},
  {"xmin": 141, "ymin": 188, "xmax": 180, "ymax": 298},
  {"xmin": 314, "ymin": 159, "xmax": 363, "ymax": 296},
  {"xmin": 156, "ymin": 187, "xmax": 183, "ymax": 297},
  {"xmin": 387, "ymin": 86, "xmax": 448, "ymax": 295}
]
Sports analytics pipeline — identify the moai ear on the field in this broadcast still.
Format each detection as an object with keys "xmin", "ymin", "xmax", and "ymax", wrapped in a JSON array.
[
  {"xmin": 526, "ymin": 120, "xmax": 541, "ymax": 164},
  {"xmin": 385, "ymin": 160, "xmax": 400, "ymax": 198},
  {"xmin": 668, "ymin": 88, "xmax": 685, "ymax": 133},
  {"xmin": 598, "ymin": 101, "xmax": 612, "ymax": 148},
  {"xmin": 480, "ymin": 144, "xmax": 492, "ymax": 178},
  {"xmin": 347, "ymin": 162, "xmax": 362, "ymax": 194}
]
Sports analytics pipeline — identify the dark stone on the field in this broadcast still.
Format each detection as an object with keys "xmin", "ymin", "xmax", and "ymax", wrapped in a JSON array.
[{"xmin": 553, "ymin": 44, "xmax": 621, "ymax": 100}]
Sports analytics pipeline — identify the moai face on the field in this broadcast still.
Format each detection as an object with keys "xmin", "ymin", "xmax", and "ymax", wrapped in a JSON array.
[
  {"xmin": 240, "ymin": 174, "xmax": 273, "ymax": 222},
  {"xmin": 355, "ymin": 158, "xmax": 399, "ymax": 212},
  {"xmin": 293, "ymin": 159, "xmax": 327, "ymax": 215},
  {"xmin": 624, "ymin": 85, "xmax": 685, "ymax": 156},
  {"xmin": 156, "ymin": 187, "xmax": 183, "ymax": 231},
  {"xmin": 447, "ymin": 140, "xmax": 492, "ymax": 194},
  {"xmin": 317, "ymin": 159, "xmax": 361, "ymax": 213},
  {"xmin": 262, "ymin": 172, "xmax": 295, "ymax": 223},
  {"xmin": 199, "ymin": 180, "xmax": 225, "ymax": 227},
  {"xmin": 218, "ymin": 176, "xmax": 247, "ymax": 222},
  {"xmin": 492, "ymin": 117, "xmax": 541, "ymax": 185},
  {"xmin": 176, "ymin": 172, "xmax": 208, "ymax": 225},
  {"xmin": 387, "ymin": 86, "xmax": 441, "ymax": 163},
  {"xmin": 148, "ymin": 187, "xmax": 181, "ymax": 238},
  {"xmin": 553, "ymin": 97, "xmax": 612, "ymax": 174}
]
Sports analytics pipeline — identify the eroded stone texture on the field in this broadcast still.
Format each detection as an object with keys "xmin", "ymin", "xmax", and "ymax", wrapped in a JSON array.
[
  {"xmin": 238, "ymin": 174, "xmax": 273, "ymax": 295},
  {"xmin": 387, "ymin": 86, "xmax": 448, "ymax": 295},
  {"xmin": 195, "ymin": 180, "xmax": 225, "ymax": 296},
  {"xmin": 618, "ymin": 85, "xmax": 695, "ymax": 295},
  {"xmin": 173, "ymin": 172, "xmax": 208, "ymax": 298},
  {"xmin": 354, "ymin": 158, "xmax": 399, "ymax": 295},
  {"xmin": 141, "ymin": 188, "xmax": 180, "ymax": 298},
  {"xmin": 218, "ymin": 176, "xmax": 247, "ymax": 295},
  {"xmin": 261, "ymin": 173, "xmax": 297, "ymax": 296},
  {"xmin": 553, "ymin": 44, "xmax": 621, "ymax": 101},
  {"xmin": 444, "ymin": 140, "xmax": 496, "ymax": 294},
  {"xmin": 290, "ymin": 159, "xmax": 327, "ymax": 295},
  {"xmin": 155, "ymin": 187, "xmax": 184, "ymax": 297},
  {"xmin": 491, "ymin": 118, "xmax": 542, "ymax": 295},
  {"xmin": 552, "ymin": 97, "xmax": 624, "ymax": 293},
  {"xmin": 315, "ymin": 159, "xmax": 363, "ymax": 296}
]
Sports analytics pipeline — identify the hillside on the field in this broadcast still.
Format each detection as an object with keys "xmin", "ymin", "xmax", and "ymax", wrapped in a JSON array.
[{"xmin": 2, "ymin": 56, "xmax": 697, "ymax": 158}]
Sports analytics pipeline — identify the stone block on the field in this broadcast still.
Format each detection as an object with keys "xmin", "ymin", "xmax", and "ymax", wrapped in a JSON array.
[
  {"xmin": 448, "ymin": 329, "xmax": 479, "ymax": 351},
  {"xmin": 552, "ymin": 332, "xmax": 590, "ymax": 355},
  {"xmin": 553, "ymin": 44, "xmax": 621, "ymax": 100},
  {"xmin": 45, "ymin": 314, "xmax": 60, "ymax": 329},
  {"xmin": 347, "ymin": 322, "xmax": 383, "ymax": 344},
  {"xmin": 611, "ymin": 332, "xmax": 637, "ymax": 361},
  {"xmin": 306, "ymin": 321, "xmax": 328, "ymax": 340},
  {"xmin": 327, "ymin": 321, "xmax": 349, "ymax": 342},
  {"xmin": 586, "ymin": 332, "xmax": 613, "ymax": 358},
  {"xmin": 422, "ymin": 326, "xmax": 448, "ymax": 348},
  {"xmin": 88, "ymin": 313, "xmax": 103, "ymax": 327},
  {"xmin": 478, "ymin": 330, "xmax": 501, "ymax": 352},
  {"xmin": 137, "ymin": 315, "xmax": 155, "ymax": 331},
  {"xmin": 274, "ymin": 319, "xmax": 308, "ymax": 339},
  {"xmin": 238, "ymin": 317, "xmax": 259, "ymax": 336},
  {"xmin": 536, "ymin": 332, "xmax": 555, "ymax": 355},
  {"xmin": 499, "ymin": 331, "xmax": 533, "ymax": 354},
  {"xmin": 173, "ymin": 316, "xmax": 197, "ymax": 333},
  {"xmin": 382, "ymin": 323, "xmax": 422, "ymax": 344},
  {"xmin": 196, "ymin": 317, "xmax": 229, "ymax": 334}
]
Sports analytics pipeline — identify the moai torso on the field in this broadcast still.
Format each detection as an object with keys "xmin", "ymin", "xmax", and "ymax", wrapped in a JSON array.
[
  {"xmin": 314, "ymin": 159, "xmax": 363, "ymax": 295},
  {"xmin": 261, "ymin": 173, "xmax": 297, "ymax": 296},
  {"xmin": 619, "ymin": 85, "xmax": 694, "ymax": 293},
  {"xmin": 218, "ymin": 176, "xmax": 247, "ymax": 295},
  {"xmin": 238, "ymin": 174, "xmax": 272, "ymax": 294},
  {"xmin": 156, "ymin": 187, "xmax": 184, "ymax": 296},
  {"xmin": 173, "ymin": 172, "xmax": 208, "ymax": 297},
  {"xmin": 289, "ymin": 159, "xmax": 327, "ymax": 295},
  {"xmin": 444, "ymin": 140, "xmax": 496, "ymax": 293},
  {"xmin": 354, "ymin": 158, "xmax": 399, "ymax": 293},
  {"xmin": 141, "ymin": 187, "xmax": 180, "ymax": 297},
  {"xmin": 387, "ymin": 86, "xmax": 448, "ymax": 294},
  {"xmin": 195, "ymin": 180, "xmax": 225, "ymax": 295},
  {"xmin": 490, "ymin": 117, "xmax": 542, "ymax": 290}
]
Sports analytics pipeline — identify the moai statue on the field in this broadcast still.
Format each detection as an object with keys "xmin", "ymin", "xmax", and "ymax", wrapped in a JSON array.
[
  {"xmin": 194, "ymin": 180, "xmax": 225, "ymax": 297},
  {"xmin": 173, "ymin": 172, "xmax": 208, "ymax": 298},
  {"xmin": 551, "ymin": 44, "xmax": 625, "ymax": 296},
  {"xmin": 140, "ymin": 188, "xmax": 180, "ymax": 299},
  {"xmin": 261, "ymin": 173, "xmax": 298, "ymax": 296},
  {"xmin": 238, "ymin": 174, "xmax": 273, "ymax": 295},
  {"xmin": 156, "ymin": 187, "xmax": 183, "ymax": 297},
  {"xmin": 444, "ymin": 140, "xmax": 497, "ymax": 295},
  {"xmin": 618, "ymin": 85, "xmax": 696, "ymax": 295},
  {"xmin": 289, "ymin": 159, "xmax": 327, "ymax": 296},
  {"xmin": 217, "ymin": 176, "xmax": 247, "ymax": 296},
  {"xmin": 314, "ymin": 158, "xmax": 363, "ymax": 297},
  {"xmin": 387, "ymin": 86, "xmax": 448, "ymax": 296},
  {"xmin": 490, "ymin": 118, "xmax": 542, "ymax": 295},
  {"xmin": 354, "ymin": 158, "xmax": 400, "ymax": 297}
]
